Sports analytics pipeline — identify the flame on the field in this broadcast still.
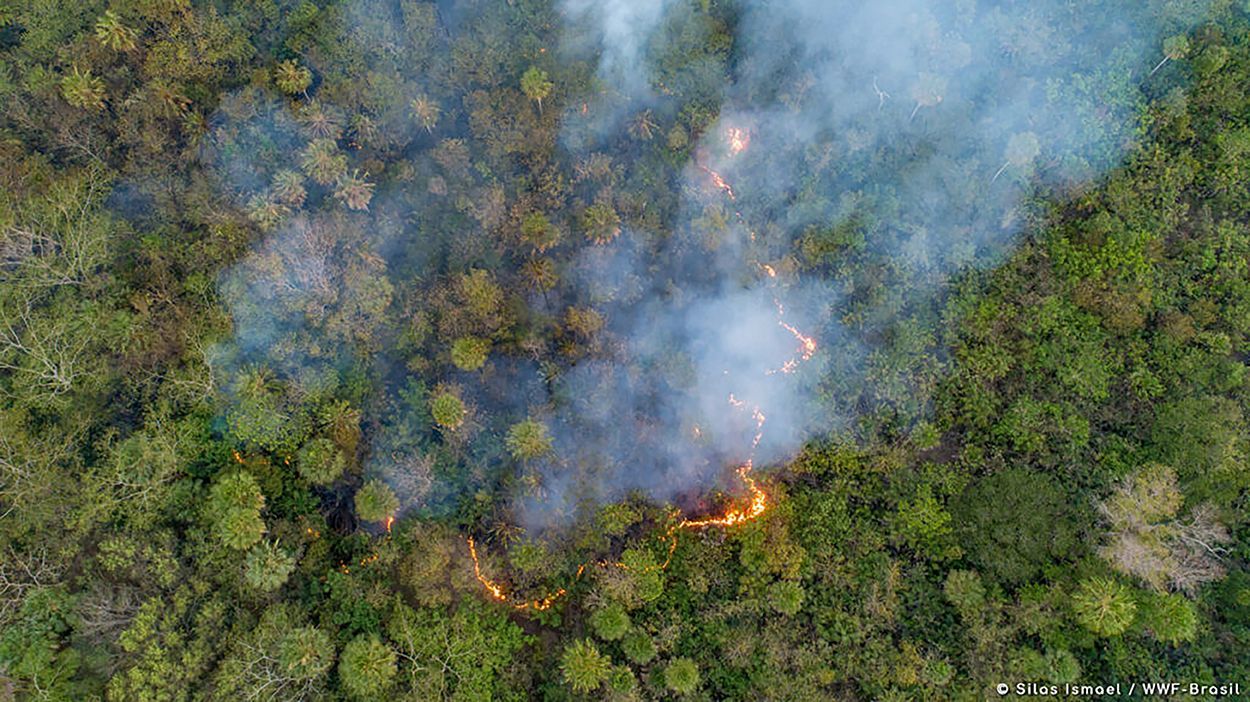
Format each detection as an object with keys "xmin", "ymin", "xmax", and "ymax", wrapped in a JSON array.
[
  {"xmin": 232, "ymin": 450, "xmax": 244, "ymax": 464},
  {"xmin": 384, "ymin": 516, "xmax": 395, "ymax": 533},
  {"xmin": 468, "ymin": 536, "xmax": 569, "ymax": 611},
  {"xmin": 699, "ymin": 164, "xmax": 736, "ymax": 200},
  {"xmin": 463, "ymin": 133, "xmax": 822, "ymax": 612}
]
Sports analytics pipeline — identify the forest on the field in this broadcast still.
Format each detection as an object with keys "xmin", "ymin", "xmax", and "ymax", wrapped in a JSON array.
[{"xmin": 0, "ymin": 0, "xmax": 1248, "ymax": 699}]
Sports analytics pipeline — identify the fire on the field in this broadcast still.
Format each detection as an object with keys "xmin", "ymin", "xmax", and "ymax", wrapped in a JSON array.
[
  {"xmin": 232, "ymin": 450, "xmax": 244, "ymax": 464},
  {"xmin": 468, "ymin": 536, "xmax": 569, "ymax": 611},
  {"xmin": 463, "ymin": 130, "xmax": 821, "ymax": 612},
  {"xmin": 384, "ymin": 515, "xmax": 395, "ymax": 533},
  {"xmin": 699, "ymin": 164, "xmax": 736, "ymax": 200}
]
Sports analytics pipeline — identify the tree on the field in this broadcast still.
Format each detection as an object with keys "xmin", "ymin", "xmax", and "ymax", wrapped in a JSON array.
[
  {"xmin": 942, "ymin": 570, "xmax": 986, "ymax": 618},
  {"xmin": 1150, "ymin": 35, "xmax": 1190, "ymax": 76},
  {"xmin": 61, "ymin": 67, "xmax": 106, "ymax": 110},
  {"xmin": 279, "ymin": 626, "xmax": 334, "ymax": 681},
  {"xmin": 520, "ymin": 211, "xmax": 560, "ymax": 252},
  {"xmin": 410, "ymin": 95, "xmax": 441, "ymax": 133},
  {"xmin": 505, "ymin": 419, "xmax": 552, "ymax": 460},
  {"xmin": 1072, "ymin": 577, "xmax": 1136, "ymax": 637},
  {"xmin": 953, "ymin": 468, "xmax": 1077, "ymax": 585},
  {"xmin": 386, "ymin": 601, "xmax": 526, "ymax": 701},
  {"xmin": 338, "ymin": 635, "xmax": 396, "ymax": 701},
  {"xmin": 301, "ymin": 139, "xmax": 348, "ymax": 185},
  {"xmin": 244, "ymin": 541, "xmax": 295, "ymax": 592},
  {"xmin": 272, "ymin": 170, "xmax": 308, "ymax": 207},
  {"xmin": 663, "ymin": 657, "xmax": 700, "ymax": 695},
  {"xmin": 908, "ymin": 72, "xmax": 946, "ymax": 120},
  {"xmin": 628, "ymin": 110, "xmax": 657, "ymax": 141},
  {"xmin": 334, "ymin": 171, "xmax": 375, "ymax": 211},
  {"xmin": 590, "ymin": 603, "xmax": 630, "ymax": 641},
  {"xmin": 429, "ymin": 392, "xmax": 466, "ymax": 430},
  {"xmin": 768, "ymin": 580, "xmax": 805, "ymax": 616},
  {"xmin": 355, "ymin": 480, "xmax": 399, "ymax": 523},
  {"xmin": 520, "ymin": 66, "xmax": 553, "ymax": 113},
  {"xmin": 450, "ymin": 336, "xmax": 490, "ymax": 371},
  {"xmin": 1136, "ymin": 591, "xmax": 1197, "ymax": 645},
  {"xmin": 297, "ymin": 437, "xmax": 347, "ymax": 485},
  {"xmin": 992, "ymin": 131, "xmax": 1041, "ymax": 182},
  {"xmin": 561, "ymin": 639, "xmax": 611, "ymax": 693},
  {"xmin": 246, "ymin": 193, "xmax": 289, "ymax": 231},
  {"xmin": 94, "ymin": 11, "xmax": 137, "ymax": 52},
  {"xmin": 621, "ymin": 630, "xmax": 655, "ymax": 665},
  {"xmin": 275, "ymin": 60, "xmax": 312, "ymax": 95},
  {"xmin": 581, "ymin": 202, "xmax": 621, "ymax": 244},
  {"xmin": 208, "ymin": 471, "xmax": 266, "ymax": 550},
  {"xmin": 1098, "ymin": 464, "xmax": 1230, "ymax": 593}
]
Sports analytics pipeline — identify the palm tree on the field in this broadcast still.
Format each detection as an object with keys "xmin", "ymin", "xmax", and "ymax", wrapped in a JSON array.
[
  {"xmin": 581, "ymin": 202, "xmax": 621, "ymax": 245},
  {"xmin": 300, "ymin": 139, "xmax": 347, "ymax": 185},
  {"xmin": 61, "ymin": 67, "xmax": 106, "ymax": 110},
  {"xmin": 298, "ymin": 101, "xmax": 343, "ymax": 139},
  {"xmin": 246, "ymin": 193, "xmax": 289, "ymax": 231},
  {"xmin": 94, "ymin": 11, "xmax": 137, "ymax": 52},
  {"xmin": 409, "ymin": 95, "xmax": 440, "ymax": 133},
  {"xmin": 334, "ymin": 170, "xmax": 374, "ymax": 211},
  {"xmin": 271, "ymin": 170, "xmax": 307, "ymax": 207},
  {"xmin": 148, "ymin": 81, "xmax": 190, "ymax": 118},
  {"xmin": 274, "ymin": 59, "xmax": 312, "ymax": 95},
  {"xmin": 520, "ymin": 66, "xmax": 553, "ymax": 113},
  {"xmin": 628, "ymin": 110, "xmax": 658, "ymax": 141}
]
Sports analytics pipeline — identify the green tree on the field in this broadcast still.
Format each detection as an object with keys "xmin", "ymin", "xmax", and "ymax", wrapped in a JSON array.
[
  {"xmin": 520, "ymin": 211, "xmax": 560, "ymax": 251},
  {"xmin": 581, "ymin": 202, "xmax": 621, "ymax": 244},
  {"xmin": 244, "ymin": 541, "xmax": 296, "ymax": 592},
  {"xmin": 768, "ymin": 580, "xmax": 806, "ymax": 615},
  {"xmin": 297, "ymin": 437, "xmax": 347, "ymax": 485},
  {"xmin": 590, "ymin": 603, "xmax": 630, "ymax": 641},
  {"xmin": 301, "ymin": 139, "xmax": 348, "ymax": 185},
  {"xmin": 520, "ymin": 66, "xmax": 553, "ymax": 113},
  {"xmin": 208, "ymin": 471, "xmax": 266, "ymax": 550},
  {"xmin": 279, "ymin": 626, "xmax": 335, "ymax": 680},
  {"xmin": 94, "ymin": 10, "xmax": 137, "ymax": 52},
  {"xmin": 663, "ymin": 657, "xmax": 700, "ymax": 695},
  {"xmin": 954, "ymin": 468, "xmax": 1077, "ymax": 585},
  {"xmin": 450, "ymin": 336, "xmax": 490, "ymax": 371},
  {"xmin": 621, "ymin": 630, "xmax": 655, "ymax": 665},
  {"xmin": 61, "ymin": 67, "xmax": 106, "ymax": 110},
  {"xmin": 355, "ymin": 480, "xmax": 399, "ymax": 523},
  {"xmin": 430, "ymin": 392, "xmax": 466, "ymax": 430},
  {"xmin": 334, "ymin": 170, "xmax": 375, "ymax": 211},
  {"xmin": 1136, "ymin": 592, "xmax": 1197, "ymax": 645},
  {"xmin": 275, "ymin": 60, "xmax": 312, "ymax": 95},
  {"xmin": 1072, "ymin": 577, "xmax": 1137, "ymax": 637},
  {"xmin": 561, "ymin": 639, "xmax": 611, "ymax": 693},
  {"xmin": 505, "ymin": 419, "xmax": 552, "ymax": 460},
  {"xmin": 1150, "ymin": 35, "xmax": 1190, "ymax": 75},
  {"xmin": 338, "ymin": 635, "xmax": 397, "ymax": 701}
]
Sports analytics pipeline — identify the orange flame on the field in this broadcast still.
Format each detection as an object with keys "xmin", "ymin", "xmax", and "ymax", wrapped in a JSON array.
[
  {"xmin": 467, "ymin": 536, "xmax": 569, "ymax": 610},
  {"xmin": 232, "ymin": 450, "xmax": 244, "ymax": 464},
  {"xmin": 726, "ymin": 127, "xmax": 749, "ymax": 155},
  {"xmin": 463, "ymin": 169, "xmax": 821, "ymax": 612},
  {"xmin": 699, "ymin": 164, "xmax": 736, "ymax": 200},
  {"xmin": 384, "ymin": 516, "xmax": 395, "ymax": 533}
]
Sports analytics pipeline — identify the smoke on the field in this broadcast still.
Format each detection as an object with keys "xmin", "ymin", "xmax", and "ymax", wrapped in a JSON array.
[{"xmin": 203, "ymin": 0, "xmax": 1218, "ymax": 529}]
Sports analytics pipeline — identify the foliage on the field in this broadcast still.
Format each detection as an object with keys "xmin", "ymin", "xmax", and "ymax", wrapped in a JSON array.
[
  {"xmin": 561, "ymin": 639, "xmax": 611, "ymax": 693},
  {"xmin": 338, "ymin": 635, "xmax": 397, "ymax": 701}
]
